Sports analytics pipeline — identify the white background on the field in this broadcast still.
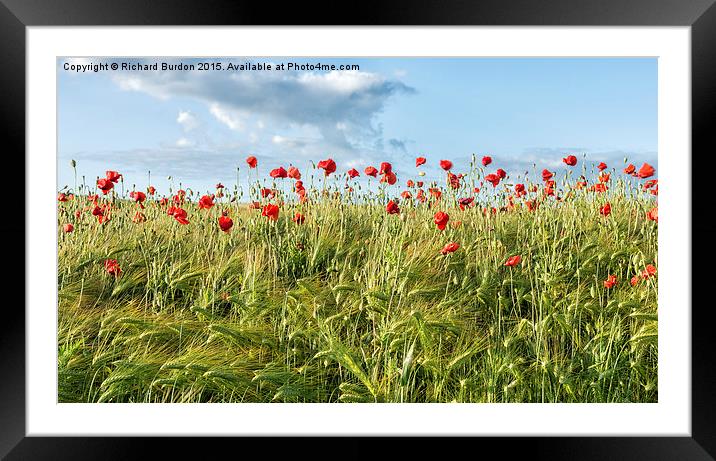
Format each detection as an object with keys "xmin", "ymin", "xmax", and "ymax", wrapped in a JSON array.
[{"xmin": 27, "ymin": 27, "xmax": 690, "ymax": 436}]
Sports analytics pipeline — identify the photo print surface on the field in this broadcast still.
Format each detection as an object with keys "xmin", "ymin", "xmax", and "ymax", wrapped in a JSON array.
[{"xmin": 57, "ymin": 57, "xmax": 658, "ymax": 403}]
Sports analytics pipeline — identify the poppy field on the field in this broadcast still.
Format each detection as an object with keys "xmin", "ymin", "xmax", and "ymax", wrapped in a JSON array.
[{"xmin": 57, "ymin": 154, "xmax": 658, "ymax": 403}]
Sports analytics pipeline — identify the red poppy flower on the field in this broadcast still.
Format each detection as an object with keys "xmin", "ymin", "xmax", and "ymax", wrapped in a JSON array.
[
  {"xmin": 481, "ymin": 156, "xmax": 492, "ymax": 167},
  {"xmin": 641, "ymin": 264, "xmax": 657, "ymax": 279},
  {"xmin": 379, "ymin": 162, "xmax": 393, "ymax": 175},
  {"xmin": 415, "ymin": 157, "xmax": 426, "ymax": 167},
  {"xmin": 575, "ymin": 181, "xmax": 587, "ymax": 189},
  {"xmin": 171, "ymin": 207, "xmax": 190, "ymax": 225},
  {"xmin": 563, "ymin": 155, "xmax": 577, "ymax": 166},
  {"xmin": 246, "ymin": 156, "xmax": 258, "ymax": 168},
  {"xmin": 647, "ymin": 206, "xmax": 658, "ymax": 222},
  {"xmin": 448, "ymin": 172, "xmax": 460, "ymax": 190},
  {"xmin": 592, "ymin": 183, "xmax": 608, "ymax": 193},
  {"xmin": 364, "ymin": 166, "xmax": 378, "ymax": 177},
  {"xmin": 603, "ymin": 275, "xmax": 617, "ymax": 289},
  {"xmin": 441, "ymin": 242, "xmax": 460, "ymax": 255},
  {"xmin": 317, "ymin": 158, "xmax": 337, "ymax": 176},
  {"xmin": 631, "ymin": 276, "xmax": 640, "ymax": 286},
  {"xmin": 485, "ymin": 174, "xmax": 500, "ymax": 187},
  {"xmin": 386, "ymin": 200, "xmax": 400, "ymax": 214},
  {"xmin": 504, "ymin": 197, "xmax": 515, "ymax": 210},
  {"xmin": 544, "ymin": 186, "xmax": 555, "ymax": 197},
  {"xmin": 381, "ymin": 172, "xmax": 397, "ymax": 185},
  {"xmin": 198, "ymin": 194, "xmax": 215, "ymax": 210},
  {"xmin": 261, "ymin": 188, "xmax": 275, "ymax": 198},
  {"xmin": 347, "ymin": 168, "xmax": 360, "ymax": 179},
  {"xmin": 643, "ymin": 179, "xmax": 658, "ymax": 190},
  {"xmin": 458, "ymin": 197, "xmax": 474, "ymax": 210},
  {"xmin": 104, "ymin": 259, "xmax": 121, "ymax": 277},
  {"xmin": 504, "ymin": 255, "xmax": 521, "ymax": 267},
  {"xmin": 439, "ymin": 160, "xmax": 453, "ymax": 171},
  {"xmin": 597, "ymin": 162, "xmax": 607, "ymax": 171},
  {"xmin": 434, "ymin": 211, "xmax": 449, "ymax": 230},
  {"xmin": 106, "ymin": 170, "xmax": 122, "ymax": 183},
  {"xmin": 600, "ymin": 202, "xmax": 611, "ymax": 216},
  {"xmin": 429, "ymin": 188, "xmax": 442, "ymax": 200},
  {"xmin": 599, "ymin": 173, "xmax": 610, "ymax": 183},
  {"xmin": 133, "ymin": 211, "xmax": 146, "ymax": 223},
  {"xmin": 97, "ymin": 178, "xmax": 114, "ymax": 194},
  {"xmin": 541, "ymin": 169, "xmax": 554, "ymax": 181},
  {"xmin": 417, "ymin": 181, "xmax": 424, "ymax": 188},
  {"xmin": 637, "ymin": 163, "xmax": 655, "ymax": 178},
  {"xmin": 63, "ymin": 223, "xmax": 74, "ymax": 233},
  {"xmin": 401, "ymin": 190, "xmax": 412, "ymax": 199},
  {"xmin": 130, "ymin": 191, "xmax": 146, "ymax": 204},
  {"xmin": 270, "ymin": 167, "xmax": 288, "ymax": 178},
  {"xmin": 147, "ymin": 186, "xmax": 156, "ymax": 195},
  {"xmin": 218, "ymin": 212, "xmax": 233, "ymax": 232},
  {"xmin": 416, "ymin": 189, "xmax": 426, "ymax": 202},
  {"xmin": 288, "ymin": 166, "xmax": 301, "ymax": 179},
  {"xmin": 248, "ymin": 201, "xmax": 261, "ymax": 209},
  {"xmin": 262, "ymin": 203, "xmax": 280, "ymax": 221},
  {"xmin": 158, "ymin": 197, "xmax": 169, "ymax": 206},
  {"xmin": 91, "ymin": 205, "xmax": 103, "ymax": 217},
  {"xmin": 514, "ymin": 183, "xmax": 526, "ymax": 197},
  {"xmin": 406, "ymin": 180, "xmax": 415, "ymax": 188},
  {"xmin": 623, "ymin": 164, "xmax": 635, "ymax": 174},
  {"xmin": 292, "ymin": 212, "xmax": 305, "ymax": 225}
]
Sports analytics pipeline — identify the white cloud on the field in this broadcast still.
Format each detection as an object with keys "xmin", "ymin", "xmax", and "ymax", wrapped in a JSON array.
[
  {"xmin": 296, "ymin": 70, "xmax": 383, "ymax": 94},
  {"xmin": 174, "ymin": 137, "xmax": 194, "ymax": 148},
  {"xmin": 109, "ymin": 60, "xmax": 414, "ymax": 154},
  {"xmin": 271, "ymin": 135, "xmax": 309, "ymax": 149},
  {"xmin": 345, "ymin": 159, "xmax": 366, "ymax": 168},
  {"xmin": 176, "ymin": 111, "xmax": 199, "ymax": 132},
  {"xmin": 209, "ymin": 103, "xmax": 244, "ymax": 131},
  {"xmin": 113, "ymin": 75, "xmax": 163, "ymax": 96}
]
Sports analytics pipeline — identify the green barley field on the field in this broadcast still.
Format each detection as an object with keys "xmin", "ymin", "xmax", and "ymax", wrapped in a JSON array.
[{"xmin": 57, "ymin": 155, "xmax": 658, "ymax": 403}]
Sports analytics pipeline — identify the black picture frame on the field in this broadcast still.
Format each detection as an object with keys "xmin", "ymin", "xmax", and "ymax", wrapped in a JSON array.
[{"xmin": 3, "ymin": 0, "xmax": 713, "ymax": 458}]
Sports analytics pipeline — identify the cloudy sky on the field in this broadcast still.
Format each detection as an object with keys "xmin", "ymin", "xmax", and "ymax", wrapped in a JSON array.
[{"xmin": 57, "ymin": 57, "xmax": 657, "ymax": 195}]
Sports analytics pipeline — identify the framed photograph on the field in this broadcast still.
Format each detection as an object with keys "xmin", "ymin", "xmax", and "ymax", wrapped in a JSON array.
[{"xmin": 5, "ymin": 0, "xmax": 713, "ymax": 458}]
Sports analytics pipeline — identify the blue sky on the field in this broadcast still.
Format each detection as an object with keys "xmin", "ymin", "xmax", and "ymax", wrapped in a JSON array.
[{"xmin": 57, "ymin": 57, "xmax": 656, "ymax": 195}]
